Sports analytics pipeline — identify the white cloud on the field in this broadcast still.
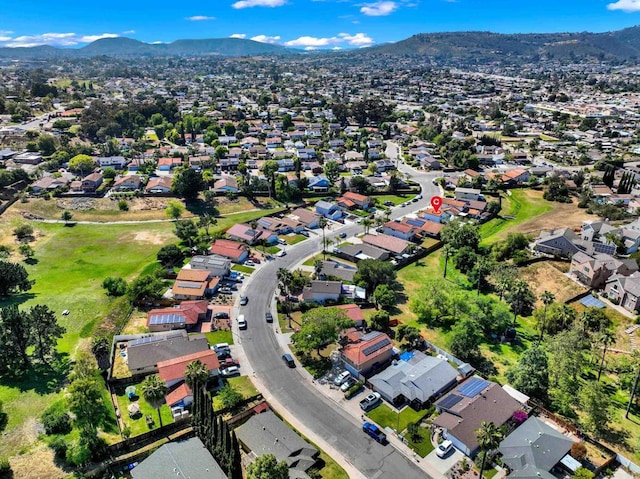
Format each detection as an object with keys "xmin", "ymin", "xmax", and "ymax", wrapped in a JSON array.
[
  {"xmin": 186, "ymin": 15, "xmax": 216, "ymax": 21},
  {"xmin": 232, "ymin": 0, "xmax": 286, "ymax": 9},
  {"xmin": 360, "ymin": 1, "xmax": 397, "ymax": 16},
  {"xmin": 339, "ymin": 32, "xmax": 374, "ymax": 46},
  {"xmin": 230, "ymin": 33, "xmax": 247, "ymax": 38},
  {"xmin": 122, "ymin": 30, "xmax": 136, "ymax": 34},
  {"xmin": 1, "ymin": 32, "xmax": 120, "ymax": 48},
  {"xmin": 607, "ymin": 0, "xmax": 640, "ymax": 11},
  {"xmin": 251, "ymin": 34, "xmax": 281, "ymax": 44}
]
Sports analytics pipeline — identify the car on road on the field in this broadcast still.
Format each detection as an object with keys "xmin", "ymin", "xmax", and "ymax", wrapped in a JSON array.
[
  {"xmin": 282, "ymin": 353, "xmax": 295, "ymax": 368},
  {"xmin": 239, "ymin": 295, "xmax": 248, "ymax": 306},
  {"xmin": 359, "ymin": 392, "xmax": 382, "ymax": 411},
  {"xmin": 221, "ymin": 366, "xmax": 240, "ymax": 377},
  {"xmin": 340, "ymin": 376, "xmax": 358, "ymax": 392},
  {"xmin": 436, "ymin": 440, "xmax": 454, "ymax": 458},
  {"xmin": 339, "ymin": 232, "xmax": 347, "ymax": 238},
  {"xmin": 265, "ymin": 312, "xmax": 273, "ymax": 323},
  {"xmin": 334, "ymin": 371, "xmax": 351, "ymax": 386},
  {"xmin": 276, "ymin": 250, "xmax": 287, "ymax": 257},
  {"xmin": 383, "ymin": 200, "xmax": 395, "ymax": 207},
  {"xmin": 237, "ymin": 314, "xmax": 247, "ymax": 330},
  {"xmin": 400, "ymin": 202, "xmax": 407, "ymax": 207},
  {"xmin": 362, "ymin": 422, "xmax": 387, "ymax": 444},
  {"xmin": 214, "ymin": 311, "xmax": 230, "ymax": 319},
  {"xmin": 411, "ymin": 197, "xmax": 419, "ymax": 202}
]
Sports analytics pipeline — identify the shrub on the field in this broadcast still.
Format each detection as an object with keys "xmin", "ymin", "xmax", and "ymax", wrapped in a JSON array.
[
  {"xmin": 49, "ymin": 436, "xmax": 68, "ymax": 459},
  {"xmin": 13, "ymin": 224, "xmax": 34, "ymax": 239},
  {"xmin": 344, "ymin": 381, "xmax": 364, "ymax": 399},
  {"xmin": 118, "ymin": 199, "xmax": 129, "ymax": 211},
  {"xmin": 41, "ymin": 403, "xmax": 72, "ymax": 435},
  {"xmin": 570, "ymin": 442, "xmax": 587, "ymax": 460},
  {"xmin": 102, "ymin": 276, "xmax": 128, "ymax": 297},
  {"xmin": 0, "ymin": 458, "xmax": 11, "ymax": 474}
]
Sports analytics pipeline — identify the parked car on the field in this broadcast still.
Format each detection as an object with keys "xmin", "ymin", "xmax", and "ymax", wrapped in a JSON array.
[
  {"xmin": 221, "ymin": 358, "xmax": 239, "ymax": 368},
  {"xmin": 383, "ymin": 200, "xmax": 394, "ymax": 207},
  {"xmin": 265, "ymin": 312, "xmax": 273, "ymax": 323},
  {"xmin": 334, "ymin": 371, "xmax": 351, "ymax": 386},
  {"xmin": 278, "ymin": 238, "xmax": 287, "ymax": 245},
  {"xmin": 339, "ymin": 232, "xmax": 347, "ymax": 238},
  {"xmin": 237, "ymin": 314, "xmax": 247, "ymax": 330},
  {"xmin": 221, "ymin": 366, "xmax": 240, "ymax": 377},
  {"xmin": 214, "ymin": 312, "xmax": 230, "ymax": 319},
  {"xmin": 362, "ymin": 422, "xmax": 387, "ymax": 444},
  {"xmin": 239, "ymin": 295, "xmax": 248, "ymax": 306},
  {"xmin": 276, "ymin": 250, "xmax": 287, "ymax": 257},
  {"xmin": 248, "ymin": 256, "xmax": 261, "ymax": 264},
  {"xmin": 436, "ymin": 440, "xmax": 454, "ymax": 458},
  {"xmin": 300, "ymin": 230, "xmax": 309, "ymax": 237},
  {"xmin": 282, "ymin": 353, "xmax": 295, "ymax": 368},
  {"xmin": 245, "ymin": 260, "xmax": 256, "ymax": 267},
  {"xmin": 340, "ymin": 376, "xmax": 358, "ymax": 392},
  {"xmin": 359, "ymin": 392, "xmax": 381, "ymax": 411}
]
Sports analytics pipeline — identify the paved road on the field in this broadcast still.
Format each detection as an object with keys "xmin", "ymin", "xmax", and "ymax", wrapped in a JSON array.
[{"xmin": 239, "ymin": 143, "xmax": 440, "ymax": 479}]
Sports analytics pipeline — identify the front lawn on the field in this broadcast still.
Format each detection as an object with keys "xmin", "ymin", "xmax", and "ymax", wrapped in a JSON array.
[
  {"xmin": 264, "ymin": 245, "xmax": 281, "ymax": 254},
  {"xmin": 205, "ymin": 330, "xmax": 234, "ymax": 345},
  {"xmin": 406, "ymin": 427, "xmax": 435, "ymax": 457},
  {"xmin": 212, "ymin": 375, "xmax": 259, "ymax": 410},
  {"xmin": 285, "ymin": 234, "xmax": 306, "ymax": 245},
  {"xmin": 232, "ymin": 264, "xmax": 254, "ymax": 274},
  {"xmin": 366, "ymin": 403, "xmax": 430, "ymax": 433},
  {"xmin": 373, "ymin": 194, "xmax": 412, "ymax": 206}
]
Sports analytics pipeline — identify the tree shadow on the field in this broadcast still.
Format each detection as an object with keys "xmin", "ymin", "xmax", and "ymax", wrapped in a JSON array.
[
  {"xmin": 24, "ymin": 257, "xmax": 39, "ymax": 265},
  {"xmin": 0, "ymin": 292, "xmax": 37, "ymax": 308},
  {"xmin": 0, "ymin": 353, "xmax": 70, "ymax": 395}
]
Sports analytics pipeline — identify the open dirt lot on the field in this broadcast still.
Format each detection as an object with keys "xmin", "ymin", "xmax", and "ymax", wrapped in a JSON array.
[
  {"xmin": 518, "ymin": 260, "xmax": 587, "ymax": 307},
  {"xmin": 512, "ymin": 192, "xmax": 593, "ymax": 236}
]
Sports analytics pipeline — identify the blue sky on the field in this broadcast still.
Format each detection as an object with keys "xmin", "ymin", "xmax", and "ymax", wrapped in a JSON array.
[{"xmin": 1, "ymin": 0, "xmax": 640, "ymax": 50}]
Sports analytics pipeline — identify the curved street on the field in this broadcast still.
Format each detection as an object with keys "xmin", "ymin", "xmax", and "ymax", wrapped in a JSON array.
[{"xmin": 237, "ymin": 143, "xmax": 441, "ymax": 479}]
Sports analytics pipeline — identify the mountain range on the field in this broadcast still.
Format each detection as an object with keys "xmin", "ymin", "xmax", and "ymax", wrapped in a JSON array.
[{"xmin": 2, "ymin": 26, "xmax": 640, "ymax": 64}]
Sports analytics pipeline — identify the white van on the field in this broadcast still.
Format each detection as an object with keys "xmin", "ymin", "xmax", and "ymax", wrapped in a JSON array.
[{"xmin": 237, "ymin": 314, "xmax": 247, "ymax": 330}]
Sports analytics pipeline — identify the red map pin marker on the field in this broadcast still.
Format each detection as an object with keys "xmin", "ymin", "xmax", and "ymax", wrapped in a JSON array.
[{"xmin": 431, "ymin": 196, "xmax": 443, "ymax": 213}]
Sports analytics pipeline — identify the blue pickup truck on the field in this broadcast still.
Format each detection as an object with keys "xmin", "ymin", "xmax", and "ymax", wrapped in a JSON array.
[{"xmin": 362, "ymin": 422, "xmax": 387, "ymax": 444}]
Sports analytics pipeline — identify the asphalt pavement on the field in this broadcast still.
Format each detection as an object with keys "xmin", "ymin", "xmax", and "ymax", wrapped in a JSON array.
[{"xmin": 236, "ymin": 144, "xmax": 440, "ymax": 479}]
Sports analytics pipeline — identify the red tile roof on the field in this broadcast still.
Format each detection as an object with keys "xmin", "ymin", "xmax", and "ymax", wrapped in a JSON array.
[
  {"xmin": 362, "ymin": 233, "xmax": 410, "ymax": 254},
  {"xmin": 341, "ymin": 332, "xmax": 393, "ymax": 366},
  {"xmin": 335, "ymin": 304, "xmax": 364, "ymax": 322},
  {"xmin": 166, "ymin": 382, "xmax": 192, "ymax": 406},
  {"xmin": 157, "ymin": 350, "xmax": 220, "ymax": 384}
]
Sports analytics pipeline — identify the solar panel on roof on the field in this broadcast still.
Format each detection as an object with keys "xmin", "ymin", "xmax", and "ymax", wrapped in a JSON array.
[
  {"xmin": 129, "ymin": 336, "xmax": 163, "ymax": 346},
  {"xmin": 438, "ymin": 394, "xmax": 463, "ymax": 410},
  {"xmin": 406, "ymin": 218, "xmax": 425, "ymax": 227},
  {"xmin": 149, "ymin": 313, "xmax": 186, "ymax": 325},
  {"xmin": 458, "ymin": 378, "xmax": 490, "ymax": 398},
  {"xmin": 177, "ymin": 282, "xmax": 202, "ymax": 289},
  {"xmin": 594, "ymin": 243, "xmax": 616, "ymax": 255},
  {"xmin": 361, "ymin": 331, "xmax": 383, "ymax": 342},
  {"xmin": 362, "ymin": 338, "xmax": 391, "ymax": 356}
]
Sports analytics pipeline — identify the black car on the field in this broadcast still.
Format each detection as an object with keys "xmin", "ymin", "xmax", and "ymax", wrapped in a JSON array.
[
  {"xmin": 282, "ymin": 353, "xmax": 295, "ymax": 368},
  {"xmin": 266, "ymin": 312, "xmax": 273, "ymax": 323},
  {"xmin": 214, "ymin": 312, "xmax": 230, "ymax": 319}
]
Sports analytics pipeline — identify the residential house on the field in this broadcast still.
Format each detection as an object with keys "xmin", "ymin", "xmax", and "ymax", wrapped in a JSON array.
[
  {"xmin": 501, "ymin": 168, "xmax": 530, "ymax": 186},
  {"xmin": 236, "ymin": 411, "xmax": 319, "ymax": 479},
  {"xmin": 276, "ymin": 158, "xmax": 295, "ymax": 172},
  {"xmin": 334, "ymin": 304, "xmax": 366, "ymax": 328},
  {"xmin": 570, "ymin": 251, "xmax": 638, "ymax": 288},
  {"xmin": 404, "ymin": 217, "xmax": 443, "ymax": 238},
  {"xmin": 13, "ymin": 152, "xmax": 43, "ymax": 165},
  {"xmin": 370, "ymin": 351, "xmax": 458, "ymax": 407},
  {"xmin": 420, "ymin": 208, "xmax": 454, "ymax": 224},
  {"xmin": 499, "ymin": 417, "xmax": 575, "ymax": 479},
  {"xmin": 605, "ymin": 272, "xmax": 640, "ymax": 313},
  {"xmin": 362, "ymin": 233, "xmax": 412, "ymax": 256},
  {"xmin": 226, "ymin": 223, "xmax": 275, "ymax": 245},
  {"xmin": 290, "ymin": 208, "xmax": 321, "ymax": 229},
  {"xmin": 533, "ymin": 228, "xmax": 582, "ymax": 258},
  {"xmin": 145, "ymin": 176, "xmax": 173, "ymax": 193},
  {"xmin": 131, "ymin": 437, "xmax": 227, "ymax": 479},
  {"xmin": 308, "ymin": 176, "xmax": 330, "ymax": 192},
  {"xmin": 188, "ymin": 255, "xmax": 231, "ymax": 278},
  {"xmin": 209, "ymin": 239, "xmax": 249, "ymax": 263},
  {"xmin": 30, "ymin": 176, "xmax": 69, "ymax": 194},
  {"xmin": 126, "ymin": 332, "xmax": 210, "ymax": 376},
  {"xmin": 302, "ymin": 280, "xmax": 342, "ymax": 303},
  {"xmin": 111, "ymin": 174, "xmax": 142, "ymax": 192},
  {"xmin": 315, "ymin": 200, "xmax": 342, "ymax": 220},
  {"xmin": 96, "ymin": 156, "xmax": 127, "ymax": 169},
  {"xmin": 341, "ymin": 331, "xmax": 394, "ymax": 377},
  {"xmin": 158, "ymin": 157, "xmax": 182, "ymax": 171},
  {"xmin": 147, "ymin": 300, "xmax": 209, "ymax": 332},
  {"xmin": 338, "ymin": 191, "xmax": 372, "ymax": 211},
  {"xmin": 339, "ymin": 243, "xmax": 390, "ymax": 262},
  {"xmin": 434, "ymin": 378, "xmax": 522, "ymax": 456},
  {"xmin": 383, "ymin": 221, "xmax": 418, "ymax": 241},
  {"xmin": 582, "ymin": 219, "xmax": 640, "ymax": 254},
  {"xmin": 218, "ymin": 158, "xmax": 239, "ymax": 171},
  {"xmin": 454, "ymin": 187, "xmax": 482, "ymax": 201},
  {"xmin": 212, "ymin": 176, "xmax": 238, "ymax": 193},
  {"xmin": 172, "ymin": 269, "xmax": 216, "ymax": 300},
  {"xmin": 319, "ymin": 260, "xmax": 357, "ymax": 282},
  {"xmin": 218, "ymin": 135, "xmax": 237, "ymax": 146},
  {"xmin": 157, "ymin": 349, "xmax": 220, "ymax": 388},
  {"xmin": 166, "ymin": 382, "xmax": 193, "ymax": 408},
  {"xmin": 81, "ymin": 172, "xmax": 103, "ymax": 192}
]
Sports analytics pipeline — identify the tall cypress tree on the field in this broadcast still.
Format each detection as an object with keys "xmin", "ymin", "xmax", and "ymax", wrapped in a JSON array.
[{"xmin": 229, "ymin": 431, "xmax": 242, "ymax": 479}]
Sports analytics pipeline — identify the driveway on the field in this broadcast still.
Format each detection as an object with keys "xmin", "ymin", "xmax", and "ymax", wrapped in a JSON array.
[{"xmin": 424, "ymin": 446, "xmax": 464, "ymax": 477}]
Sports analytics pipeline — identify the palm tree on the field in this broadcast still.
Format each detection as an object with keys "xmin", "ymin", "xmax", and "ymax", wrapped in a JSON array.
[
  {"xmin": 596, "ymin": 329, "xmax": 615, "ymax": 381},
  {"xmin": 475, "ymin": 421, "xmax": 504, "ymax": 479},
  {"xmin": 361, "ymin": 218, "xmax": 373, "ymax": 235},
  {"xmin": 540, "ymin": 290, "xmax": 555, "ymax": 341},
  {"xmin": 185, "ymin": 360, "xmax": 209, "ymax": 391},
  {"xmin": 318, "ymin": 217, "xmax": 328, "ymax": 260},
  {"xmin": 141, "ymin": 374, "xmax": 168, "ymax": 428},
  {"xmin": 277, "ymin": 268, "xmax": 294, "ymax": 327},
  {"xmin": 313, "ymin": 259, "xmax": 324, "ymax": 279}
]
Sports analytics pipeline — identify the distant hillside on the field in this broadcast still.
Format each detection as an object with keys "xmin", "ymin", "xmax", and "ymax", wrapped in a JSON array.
[
  {"xmin": 363, "ymin": 26, "xmax": 640, "ymax": 64},
  {"xmin": 0, "ymin": 37, "xmax": 293, "ymax": 59}
]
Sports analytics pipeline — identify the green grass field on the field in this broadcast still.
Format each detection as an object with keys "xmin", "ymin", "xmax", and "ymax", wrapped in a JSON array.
[
  {"xmin": 480, "ymin": 189, "xmax": 553, "ymax": 245},
  {"xmin": 205, "ymin": 330, "xmax": 233, "ymax": 345},
  {"xmin": 114, "ymin": 383, "xmax": 174, "ymax": 437},
  {"xmin": 365, "ymin": 404, "xmax": 429, "ymax": 433}
]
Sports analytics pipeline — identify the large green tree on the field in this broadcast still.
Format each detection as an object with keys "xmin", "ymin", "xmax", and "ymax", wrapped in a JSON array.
[
  {"xmin": 0, "ymin": 261, "xmax": 32, "ymax": 297},
  {"xmin": 354, "ymin": 259, "xmax": 396, "ymax": 298},
  {"xmin": 246, "ymin": 453, "xmax": 289, "ymax": 479},
  {"xmin": 172, "ymin": 167, "xmax": 204, "ymax": 201},
  {"xmin": 28, "ymin": 305, "xmax": 65, "ymax": 364},
  {"xmin": 579, "ymin": 381, "xmax": 612, "ymax": 437},
  {"xmin": 506, "ymin": 345, "xmax": 549, "ymax": 401},
  {"xmin": 291, "ymin": 308, "xmax": 352, "ymax": 356},
  {"xmin": 323, "ymin": 161, "xmax": 340, "ymax": 185},
  {"xmin": 441, "ymin": 219, "xmax": 481, "ymax": 251},
  {"xmin": 68, "ymin": 154, "xmax": 95, "ymax": 175},
  {"xmin": 449, "ymin": 317, "xmax": 483, "ymax": 361}
]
